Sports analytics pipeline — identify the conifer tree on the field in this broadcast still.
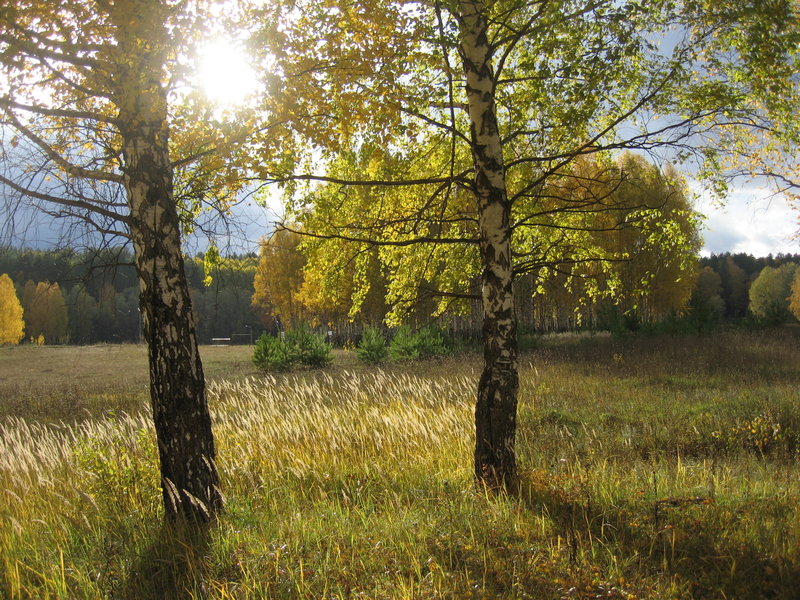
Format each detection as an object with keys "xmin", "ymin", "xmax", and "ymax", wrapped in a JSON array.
[{"xmin": 66, "ymin": 284, "xmax": 99, "ymax": 344}]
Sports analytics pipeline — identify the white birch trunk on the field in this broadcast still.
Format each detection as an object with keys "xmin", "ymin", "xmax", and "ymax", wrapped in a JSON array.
[
  {"xmin": 458, "ymin": 0, "xmax": 519, "ymax": 489},
  {"xmin": 113, "ymin": 0, "xmax": 222, "ymax": 521}
]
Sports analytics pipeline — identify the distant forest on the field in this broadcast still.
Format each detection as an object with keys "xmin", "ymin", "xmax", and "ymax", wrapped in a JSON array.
[
  {"xmin": 0, "ymin": 247, "xmax": 259, "ymax": 345},
  {"xmin": 1, "ymin": 246, "xmax": 798, "ymax": 345}
]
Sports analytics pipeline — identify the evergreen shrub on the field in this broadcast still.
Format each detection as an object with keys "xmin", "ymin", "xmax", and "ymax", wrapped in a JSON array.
[
  {"xmin": 413, "ymin": 326, "xmax": 452, "ymax": 359},
  {"xmin": 286, "ymin": 322, "xmax": 333, "ymax": 368},
  {"xmin": 253, "ymin": 323, "xmax": 332, "ymax": 371},
  {"xmin": 389, "ymin": 325, "xmax": 452, "ymax": 361},
  {"xmin": 388, "ymin": 325, "xmax": 420, "ymax": 361},
  {"xmin": 355, "ymin": 326, "xmax": 389, "ymax": 364},
  {"xmin": 252, "ymin": 332, "xmax": 296, "ymax": 371}
]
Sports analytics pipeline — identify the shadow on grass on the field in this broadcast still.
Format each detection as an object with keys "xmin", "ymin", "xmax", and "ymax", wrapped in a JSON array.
[
  {"xmin": 515, "ymin": 473, "xmax": 800, "ymax": 600},
  {"xmin": 118, "ymin": 522, "xmax": 212, "ymax": 600}
]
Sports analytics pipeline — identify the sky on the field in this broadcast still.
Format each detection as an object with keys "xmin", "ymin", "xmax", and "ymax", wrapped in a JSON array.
[
  {"xmin": 3, "ymin": 185, "xmax": 799, "ymax": 258},
  {"xmin": 694, "ymin": 186, "xmax": 799, "ymax": 257},
  {"xmin": 184, "ymin": 195, "xmax": 280, "ymax": 255}
]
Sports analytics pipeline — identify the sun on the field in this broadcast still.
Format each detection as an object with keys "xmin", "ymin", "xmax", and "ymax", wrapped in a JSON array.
[{"xmin": 197, "ymin": 40, "xmax": 257, "ymax": 107}]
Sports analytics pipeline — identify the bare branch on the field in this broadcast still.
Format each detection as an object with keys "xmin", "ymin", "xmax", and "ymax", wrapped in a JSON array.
[
  {"xmin": 3, "ymin": 109, "xmax": 123, "ymax": 183},
  {"xmin": 0, "ymin": 96, "xmax": 119, "ymax": 126},
  {"xmin": 252, "ymin": 171, "xmax": 469, "ymax": 188},
  {"xmin": 0, "ymin": 173, "xmax": 128, "ymax": 224},
  {"xmin": 278, "ymin": 222, "xmax": 478, "ymax": 247},
  {"xmin": 0, "ymin": 30, "xmax": 107, "ymax": 71}
]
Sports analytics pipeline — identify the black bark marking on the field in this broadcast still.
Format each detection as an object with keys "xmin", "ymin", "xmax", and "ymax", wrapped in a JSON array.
[
  {"xmin": 459, "ymin": 0, "xmax": 520, "ymax": 491},
  {"xmin": 119, "ymin": 49, "xmax": 222, "ymax": 521}
]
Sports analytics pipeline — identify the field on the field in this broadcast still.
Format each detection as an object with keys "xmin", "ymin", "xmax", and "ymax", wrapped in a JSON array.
[{"xmin": 2, "ymin": 329, "xmax": 800, "ymax": 599}]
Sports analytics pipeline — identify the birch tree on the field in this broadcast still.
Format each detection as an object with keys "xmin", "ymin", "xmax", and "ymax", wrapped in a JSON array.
[
  {"xmin": 0, "ymin": 273, "xmax": 24, "ymax": 344},
  {"xmin": 750, "ymin": 262, "xmax": 797, "ymax": 324},
  {"xmin": 0, "ymin": 0, "xmax": 222, "ymax": 521},
  {"xmin": 244, "ymin": 0, "xmax": 799, "ymax": 489},
  {"xmin": 23, "ymin": 281, "xmax": 69, "ymax": 344},
  {"xmin": 251, "ymin": 228, "xmax": 308, "ymax": 329}
]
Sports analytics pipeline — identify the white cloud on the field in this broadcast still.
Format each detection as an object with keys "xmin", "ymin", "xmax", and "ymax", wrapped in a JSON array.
[{"xmin": 695, "ymin": 186, "xmax": 799, "ymax": 256}]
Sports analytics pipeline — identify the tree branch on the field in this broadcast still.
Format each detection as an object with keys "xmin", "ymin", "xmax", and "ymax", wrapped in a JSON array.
[
  {"xmin": 3, "ymin": 109, "xmax": 123, "ymax": 183},
  {"xmin": 1, "ymin": 96, "xmax": 119, "ymax": 126},
  {"xmin": 0, "ymin": 173, "xmax": 128, "ymax": 224},
  {"xmin": 253, "ymin": 171, "xmax": 469, "ymax": 188},
  {"xmin": 278, "ymin": 222, "xmax": 478, "ymax": 247}
]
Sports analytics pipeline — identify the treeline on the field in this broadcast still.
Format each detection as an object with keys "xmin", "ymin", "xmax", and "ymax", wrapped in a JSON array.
[
  {"xmin": 525, "ymin": 252, "xmax": 800, "ymax": 334},
  {"xmin": 0, "ymin": 247, "xmax": 261, "ymax": 344},
  {"xmin": 2, "ymin": 246, "xmax": 799, "ymax": 346},
  {"xmin": 250, "ymin": 232, "xmax": 800, "ymax": 340},
  {"xmin": 522, "ymin": 252, "xmax": 800, "ymax": 334},
  {"xmin": 693, "ymin": 253, "xmax": 800, "ymax": 326}
]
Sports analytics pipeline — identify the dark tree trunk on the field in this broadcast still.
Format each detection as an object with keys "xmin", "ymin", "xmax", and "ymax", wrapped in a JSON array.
[
  {"xmin": 113, "ymin": 0, "xmax": 222, "ymax": 522},
  {"xmin": 128, "ymin": 191, "xmax": 223, "ymax": 522},
  {"xmin": 458, "ymin": 0, "xmax": 519, "ymax": 490}
]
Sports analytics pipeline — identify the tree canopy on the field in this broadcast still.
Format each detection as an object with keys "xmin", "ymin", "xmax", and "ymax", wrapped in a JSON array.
[
  {"xmin": 750, "ymin": 262, "xmax": 797, "ymax": 324},
  {"xmin": 0, "ymin": 273, "xmax": 24, "ymax": 344},
  {"xmin": 241, "ymin": 0, "xmax": 799, "ymax": 487}
]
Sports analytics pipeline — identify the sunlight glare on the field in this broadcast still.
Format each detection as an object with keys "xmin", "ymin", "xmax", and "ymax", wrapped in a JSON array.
[{"xmin": 197, "ymin": 40, "xmax": 256, "ymax": 106}]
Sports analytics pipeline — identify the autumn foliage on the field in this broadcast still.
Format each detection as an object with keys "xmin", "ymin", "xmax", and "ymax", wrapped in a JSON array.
[
  {"xmin": 20, "ymin": 281, "xmax": 69, "ymax": 344},
  {"xmin": 0, "ymin": 273, "xmax": 24, "ymax": 345}
]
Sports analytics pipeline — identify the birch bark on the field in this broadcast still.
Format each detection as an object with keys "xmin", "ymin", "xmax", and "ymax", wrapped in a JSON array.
[
  {"xmin": 457, "ymin": 0, "xmax": 519, "ymax": 489},
  {"xmin": 113, "ymin": 0, "xmax": 222, "ymax": 521}
]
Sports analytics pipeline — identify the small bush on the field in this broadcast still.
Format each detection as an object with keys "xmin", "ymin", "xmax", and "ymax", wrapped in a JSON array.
[
  {"xmin": 389, "ymin": 325, "xmax": 452, "ymax": 361},
  {"xmin": 389, "ymin": 325, "xmax": 419, "ymax": 360},
  {"xmin": 286, "ymin": 323, "xmax": 333, "ymax": 368},
  {"xmin": 388, "ymin": 326, "xmax": 420, "ymax": 361},
  {"xmin": 252, "ymin": 323, "xmax": 332, "ymax": 371},
  {"xmin": 74, "ymin": 427, "xmax": 158, "ymax": 501},
  {"xmin": 711, "ymin": 414, "xmax": 787, "ymax": 455},
  {"xmin": 413, "ymin": 326, "xmax": 452, "ymax": 359},
  {"xmin": 252, "ymin": 332, "xmax": 296, "ymax": 371},
  {"xmin": 356, "ymin": 327, "xmax": 389, "ymax": 364}
]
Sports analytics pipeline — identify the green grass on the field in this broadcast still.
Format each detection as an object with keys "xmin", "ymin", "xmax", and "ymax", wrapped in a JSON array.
[{"xmin": 2, "ymin": 330, "xmax": 800, "ymax": 598}]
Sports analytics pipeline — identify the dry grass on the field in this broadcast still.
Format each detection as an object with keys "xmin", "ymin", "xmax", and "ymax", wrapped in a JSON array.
[
  {"xmin": 0, "ymin": 344, "xmax": 259, "ymax": 422},
  {"xmin": 2, "ymin": 329, "xmax": 800, "ymax": 598}
]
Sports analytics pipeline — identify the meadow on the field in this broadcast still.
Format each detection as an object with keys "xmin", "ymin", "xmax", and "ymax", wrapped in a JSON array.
[{"xmin": 1, "ymin": 329, "xmax": 800, "ymax": 599}]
